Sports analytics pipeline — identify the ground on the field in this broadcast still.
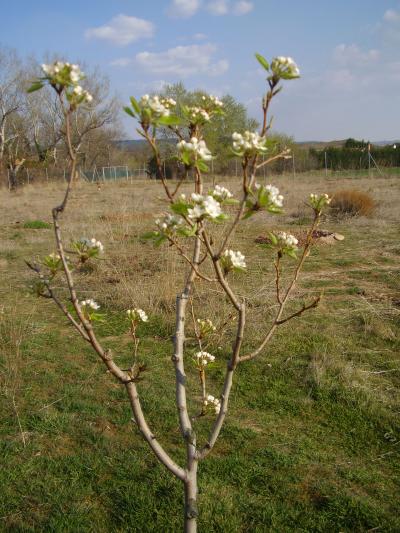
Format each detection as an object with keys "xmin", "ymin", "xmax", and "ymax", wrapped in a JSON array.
[{"xmin": 0, "ymin": 173, "xmax": 399, "ymax": 532}]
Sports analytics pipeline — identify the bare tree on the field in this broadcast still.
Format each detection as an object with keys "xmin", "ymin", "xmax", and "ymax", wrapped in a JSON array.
[{"xmin": 0, "ymin": 47, "xmax": 24, "ymax": 179}]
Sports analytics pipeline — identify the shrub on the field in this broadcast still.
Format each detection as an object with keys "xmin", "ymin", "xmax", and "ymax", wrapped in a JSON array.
[{"xmin": 330, "ymin": 190, "xmax": 375, "ymax": 217}]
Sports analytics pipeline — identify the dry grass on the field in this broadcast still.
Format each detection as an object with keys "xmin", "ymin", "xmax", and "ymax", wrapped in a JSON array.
[{"xmin": 330, "ymin": 188, "xmax": 376, "ymax": 217}]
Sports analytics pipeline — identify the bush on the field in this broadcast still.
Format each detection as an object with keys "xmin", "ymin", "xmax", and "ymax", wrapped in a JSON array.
[{"xmin": 330, "ymin": 190, "xmax": 375, "ymax": 217}]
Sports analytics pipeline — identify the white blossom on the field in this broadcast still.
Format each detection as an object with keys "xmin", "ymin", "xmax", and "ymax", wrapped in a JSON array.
[
  {"xmin": 155, "ymin": 213, "xmax": 182, "ymax": 234},
  {"xmin": 204, "ymin": 394, "xmax": 221, "ymax": 414},
  {"xmin": 187, "ymin": 194, "xmax": 222, "ymax": 221},
  {"xmin": 139, "ymin": 94, "xmax": 174, "ymax": 119},
  {"xmin": 221, "ymin": 249, "xmax": 246, "ymax": 271},
  {"xmin": 80, "ymin": 299, "xmax": 100, "ymax": 310},
  {"xmin": 270, "ymin": 56, "xmax": 300, "ymax": 79},
  {"xmin": 177, "ymin": 137, "xmax": 213, "ymax": 163},
  {"xmin": 127, "ymin": 308, "xmax": 148, "ymax": 323},
  {"xmin": 211, "ymin": 185, "xmax": 233, "ymax": 202},
  {"xmin": 187, "ymin": 106, "xmax": 210, "ymax": 123},
  {"xmin": 41, "ymin": 61, "xmax": 84, "ymax": 85},
  {"xmin": 194, "ymin": 351, "xmax": 215, "ymax": 366},
  {"xmin": 232, "ymin": 131, "xmax": 268, "ymax": 155},
  {"xmin": 89, "ymin": 238, "xmax": 104, "ymax": 252},
  {"xmin": 197, "ymin": 318, "xmax": 216, "ymax": 336},
  {"xmin": 275, "ymin": 231, "xmax": 298, "ymax": 248}
]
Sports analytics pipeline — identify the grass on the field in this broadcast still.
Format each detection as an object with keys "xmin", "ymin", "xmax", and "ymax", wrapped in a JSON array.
[
  {"xmin": 22, "ymin": 220, "xmax": 52, "ymax": 229},
  {"xmin": 0, "ymin": 173, "xmax": 399, "ymax": 532}
]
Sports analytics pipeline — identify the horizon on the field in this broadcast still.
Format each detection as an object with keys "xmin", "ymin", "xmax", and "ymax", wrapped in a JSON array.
[{"xmin": 1, "ymin": 0, "xmax": 400, "ymax": 141}]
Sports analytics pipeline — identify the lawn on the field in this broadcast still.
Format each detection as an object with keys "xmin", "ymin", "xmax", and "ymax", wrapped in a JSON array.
[{"xmin": 0, "ymin": 173, "xmax": 399, "ymax": 532}]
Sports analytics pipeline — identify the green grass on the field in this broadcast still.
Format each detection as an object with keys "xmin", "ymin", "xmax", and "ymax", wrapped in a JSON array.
[
  {"xmin": 22, "ymin": 219, "xmax": 52, "ymax": 229},
  {"xmin": 1, "ymin": 179, "xmax": 399, "ymax": 532}
]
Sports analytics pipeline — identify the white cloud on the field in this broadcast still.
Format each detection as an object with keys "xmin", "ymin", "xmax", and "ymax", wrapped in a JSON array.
[
  {"xmin": 193, "ymin": 32, "xmax": 207, "ymax": 40},
  {"xmin": 233, "ymin": 1, "xmax": 254, "ymax": 15},
  {"xmin": 383, "ymin": 9, "xmax": 400, "ymax": 22},
  {"xmin": 135, "ymin": 44, "xmax": 229, "ymax": 77},
  {"xmin": 381, "ymin": 7, "xmax": 400, "ymax": 43},
  {"xmin": 110, "ymin": 57, "xmax": 131, "ymax": 67},
  {"xmin": 85, "ymin": 15, "xmax": 154, "ymax": 46},
  {"xmin": 167, "ymin": 0, "xmax": 201, "ymax": 18},
  {"xmin": 333, "ymin": 44, "xmax": 380, "ymax": 66},
  {"xmin": 206, "ymin": 0, "xmax": 229, "ymax": 15}
]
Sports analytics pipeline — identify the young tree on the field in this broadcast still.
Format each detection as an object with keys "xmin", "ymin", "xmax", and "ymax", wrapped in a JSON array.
[{"xmin": 28, "ymin": 54, "xmax": 333, "ymax": 532}]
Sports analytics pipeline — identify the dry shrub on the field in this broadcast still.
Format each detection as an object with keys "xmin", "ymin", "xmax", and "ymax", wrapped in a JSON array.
[{"xmin": 330, "ymin": 189, "xmax": 375, "ymax": 217}]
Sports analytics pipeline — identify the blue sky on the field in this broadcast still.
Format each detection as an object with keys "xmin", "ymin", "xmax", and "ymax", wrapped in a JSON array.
[{"xmin": 2, "ymin": 0, "xmax": 400, "ymax": 141}]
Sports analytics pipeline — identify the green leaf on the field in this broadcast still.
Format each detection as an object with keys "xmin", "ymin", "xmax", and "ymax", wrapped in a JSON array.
[
  {"xmin": 157, "ymin": 115, "xmax": 182, "ymax": 126},
  {"xmin": 123, "ymin": 106, "xmax": 136, "ymax": 118},
  {"xmin": 255, "ymin": 53, "xmax": 270, "ymax": 71},
  {"xmin": 196, "ymin": 159, "xmax": 209, "ymax": 173},
  {"xmin": 27, "ymin": 81, "xmax": 44, "ymax": 93},
  {"xmin": 171, "ymin": 202, "xmax": 189, "ymax": 216},
  {"xmin": 130, "ymin": 96, "xmax": 141, "ymax": 114}
]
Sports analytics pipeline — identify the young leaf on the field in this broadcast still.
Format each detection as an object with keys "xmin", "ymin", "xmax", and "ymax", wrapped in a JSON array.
[
  {"xmin": 124, "ymin": 106, "xmax": 136, "ymax": 118},
  {"xmin": 27, "ymin": 81, "xmax": 44, "ymax": 93},
  {"xmin": 130, "ymin": 96, "xmax": 141, "ymax": 114},
  {"xmin": 255, "ymin": 53, "xmax": 270, "ymax": 71},
  {"xmin": 157, "ymin": 115, "xmax": 182, "ymax": 126}
]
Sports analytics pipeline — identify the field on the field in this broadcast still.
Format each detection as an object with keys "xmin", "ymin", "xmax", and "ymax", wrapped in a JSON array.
[{"xmin": 1, "ymin": 173, "xmax": 399, "ymax": 532}]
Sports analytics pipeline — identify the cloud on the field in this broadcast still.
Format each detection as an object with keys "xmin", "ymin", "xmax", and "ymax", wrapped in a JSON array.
[
  {"xmin": 333, "ymin": 44, "xmax": 380, "ymax": 66},
  {"xmin": 193, "ymin": 32, "xmax": 207, "ymax": 40},
  {"xmin": 206, "ymin": 1, "xmax": 229, "ymax": 15},
  {"xmin": 167, "ymin": 0, "xmax": 201, "ymax": 18},
  {"xmin": 110, "ymin": 57, "xmax": 131, "ymax": 67},
  {"xmin": 383, "ymin": 9, "xmax": 400, "ymax": 22},
  {"xmin": 85, "ymin": 14, "xmax": 154, "ymax": 46},
  {"xmin": 135, "ymin": 44, "xmax": 229, "ymax": 77},
  {"xmin": 233, "ymin": 1, "xmax": 254, "ymax": 15},
  {"xmin": 381, "ymin": 7, "xmax": 400, "ymax": 43}
]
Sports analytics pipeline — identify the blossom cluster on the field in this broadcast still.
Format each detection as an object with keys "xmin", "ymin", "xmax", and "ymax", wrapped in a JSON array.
[
  {"xmin": 270, "ymin": 56, "xmax": 300, "ymax": 80},
  {"xmin": 71, "ymin": 85, "xmax": 93, "ymax": 103},
  {"xmin": 80, "ymin": 299, "xmax": 100, "ymax": 310},
  {"xmin": 186, "ymin": 106, "xmax": 211, "ymax": 124},
  {"xmin": 194, "ymin": 351, "xmax": 216, "ymax": 367},
  {"xmin": 232, "ymin": 131, "xmax": 268, "ymax": 156},
  {"xmin": 42, "ymin": 252, "xmax": 63, "ymax": 275},
  {"xmin": 42, "ymin": 61, "xmax": 83, "ymax": 83},
  {"xmin": 127, "ymin": 308, "xmax": 148, "ymax": 323},
  {"xmin": 40, "ymin": 62, "xmax": 93, "ymax": 104},
  {"xmin": 155, "ymin": 214, "xmax": 183, "ymax": 235},
  {"xmin": 140, "ymin": 94, "xmax": 176, "ymax": 120},
  {"xmin": 221, "ymin": 249, "xmax": 247, "ymax": 272},
  {"xmin": 245, "ymin": 183, "xmax": 284, "ymax": 217},
  {"xmin": 275, "ymin": 231, "xmax": 298, "ymax": 248},
  {"xmin": 204, "ymin": 394, "xmax": 221, "ymax": 414},
  {"xmin": 184, "ymin": 94, "xmax": 223, "ymax": 125},
  {"xmin": 197, "ymin": 318, "xmax": 217, "ymax": 337},
  {"xmin": 269, "ymin": 231, "xmax": 299, "ymax": 258},
  {"xmin": 72, "ymin": 237, "xmax": 104, "ymax": 263},
  {"xmin": 210, "ymin": 185, "xmax": 233, "ymax": 202},
  {"xmin": 187, "ymin": 193, "xmax": 222, "ymax": 221},
  {"xmin": 177, "ymin": 137, "xmax": 213, "ymax": 166},
  {"xmin": 202, "ymin": 94, "xmax": 224, "ymax": 108},
  {"xmin": 262, "ymin": 185, "xmax": 284, "ymax": 208},
  {"xmin": 310, "ymin": 193, "xmax": 332, "ymax": 212}
]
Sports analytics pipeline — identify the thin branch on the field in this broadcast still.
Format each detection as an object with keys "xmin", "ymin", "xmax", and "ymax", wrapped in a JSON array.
[
  {"xmin": 240, "ymin": 212, "xmax": 321, "ymax": 363},
  {"xmin": 276, "ymin": 295, "xmax": 321, "ymax": 325}
]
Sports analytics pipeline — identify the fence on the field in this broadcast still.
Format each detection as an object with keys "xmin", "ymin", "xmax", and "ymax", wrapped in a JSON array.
[{"xmin": 81, "ymin": 165, "xmax": 148, "ymax": 182}]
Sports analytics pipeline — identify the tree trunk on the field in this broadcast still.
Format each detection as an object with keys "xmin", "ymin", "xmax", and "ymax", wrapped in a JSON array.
[
  {"xmin": 8, "ymin": 168, "xmax": 18, "ymax": 190},
  {"xmin": 184, "ymin": 462, "xmax": 198, "ymax": 533}
]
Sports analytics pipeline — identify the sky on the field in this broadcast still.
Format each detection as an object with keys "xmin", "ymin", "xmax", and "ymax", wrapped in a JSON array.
[{"xmin": 1, "ymin": 0, "xmax": 400, "ymax": 141}]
